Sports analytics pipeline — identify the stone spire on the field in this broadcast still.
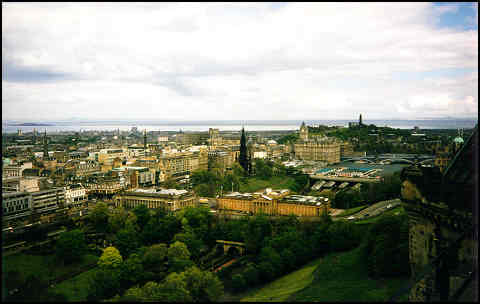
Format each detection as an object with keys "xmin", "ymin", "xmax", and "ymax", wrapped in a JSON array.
[
  {"xmin": 239, "ymin": 127, "xmax": 249, "ymax": 173},
  {"xmin": 359, "ymin": 114, "xmax": 363, "ymax": 125}
]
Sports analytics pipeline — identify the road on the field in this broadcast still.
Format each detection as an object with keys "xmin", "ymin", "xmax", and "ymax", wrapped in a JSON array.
[{"xmin": 333, "ymin": 198, "xmax": 401, "ymax": 221}]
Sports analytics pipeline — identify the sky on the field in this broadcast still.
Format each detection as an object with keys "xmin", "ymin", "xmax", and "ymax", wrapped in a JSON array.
[{"xmin": 2, "ymin": 2, "xmax": 478, "ymax": 121}]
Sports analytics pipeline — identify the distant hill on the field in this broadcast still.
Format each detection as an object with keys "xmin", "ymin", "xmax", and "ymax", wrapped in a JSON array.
[{"xmin": 10, "ymin": 123, "xmax": 54, "ymax": 126}]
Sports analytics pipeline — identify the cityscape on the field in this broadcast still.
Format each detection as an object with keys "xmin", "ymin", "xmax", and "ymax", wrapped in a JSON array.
[{"xmin": 2, "ymin": 2, "xmax": 478, "ymax": 303}]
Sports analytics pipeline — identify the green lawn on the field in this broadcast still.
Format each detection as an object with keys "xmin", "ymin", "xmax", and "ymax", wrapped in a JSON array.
[
  {"xmin": 2, "ymin": 253, "xmax": 98, "ymax": 286},
  {"xmin": 289, "ymin": 247, "xmax": 409, "ymax": 302},
  {"xmin": 239, "ymin": 176, "xmax": 297, "ymax": 193},
  {"xmin": 50, "ymin": 268, "xmax": 97, "ymax": 301},
  {"xmin": 337, "ymin": 205, "xmax": 368, "ymax": 217},
  {"xmin": 241, "ymin": 257, "xmax": 323, "ymax": 302}
]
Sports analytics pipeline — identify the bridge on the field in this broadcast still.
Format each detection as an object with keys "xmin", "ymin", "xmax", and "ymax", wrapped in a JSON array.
[
  {"xmin": 341, "ymin": 154, "xmax": 434, "ymax": 163},
  {"xmin": 310, "ymin": 175, "xmax": 380, "ymax": 183},
  {"xmin": 216, "ymin": 240, "xmax": 246, "ymax": 255}
]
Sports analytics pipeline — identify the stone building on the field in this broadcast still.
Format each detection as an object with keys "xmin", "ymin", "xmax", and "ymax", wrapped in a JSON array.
[
  {"xmin": 114, "ymin": 188, "xmax": 197, "ymax": 212},
  {"xmin": 2, "ymin": 191, "xmax": 33, "ymax": 226},
  {"xmin": 218, "ymin": 191, "xmax": 329, "ymax": 217},
  {"xmin": 399, "ymin": 125, "xmax": 477, "ymax": 301},
  {"xmin": 158, "ymin": 150, "xmax": 208, "ymax": 181},
  {"xmin": 294, "ymin": 122, "xmax": 341, "ymax": 164},
  {"xmin": 64, "ymin": 183, "xmax": 87, "ymax": 208}
]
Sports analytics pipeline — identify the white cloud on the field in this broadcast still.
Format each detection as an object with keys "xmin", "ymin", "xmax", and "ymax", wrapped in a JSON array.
[{"xmin": 2, "ymin": 2, "xmax": 478, "ymax": 121}]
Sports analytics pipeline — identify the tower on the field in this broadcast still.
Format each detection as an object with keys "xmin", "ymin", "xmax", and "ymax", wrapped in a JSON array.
[
  {"xmin": 239, "ymin": 127, "xmax": 249, "ymax": 173},
  {"xmin": 43, "ymin": 130, "xmax": 49, "ymax": 159},
  {"xmin": 299, "ymin": 121, "xmax": 308, "ymax": 141},
  {"xmin": 359, "ymin": 114, "xmax": 363, "ymax": 125},
  {"xmin": 144, "ymin": 129, "xmax": 148, "ymax": 157}
]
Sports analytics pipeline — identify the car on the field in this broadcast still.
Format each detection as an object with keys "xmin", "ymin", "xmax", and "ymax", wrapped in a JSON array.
[
  {"xmin": 347, "ymin": 216, "xmax": 355, "ymax": 220},
  {"xmin": 386, "ymin": 204, "xmax": 392, "ymax": 209},
  {"xmin": 363, "ymin": 213, "xmax": 369, "ymax": 217}
]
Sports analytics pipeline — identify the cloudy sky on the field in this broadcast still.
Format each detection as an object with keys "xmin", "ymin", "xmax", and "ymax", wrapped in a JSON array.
[{"xmin": 2, "ymin": 2, "xmax": 478, "ymax": 121}]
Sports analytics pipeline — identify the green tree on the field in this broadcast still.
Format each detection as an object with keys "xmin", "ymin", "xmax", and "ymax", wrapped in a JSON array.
[
  {"xmin": 168, "ymin": 241, "xmax": 191, "ymax": 261},
  {"xmin": 243, "ymin": 263, "xmax": 260, "ymax": 286},
  {"xmin": 257, "ymin": 261, "xmax": 276, "ymax": 282},
  {"xmin": 143, "ymin": 243, "xmax": 168, "ymax": 271},
  {"xmin": 193, "ymin": 183, "xmax": 212, "ymax": 197},
  {"xmin": 244, "ymin": 214, "xmax": 272, "ymax": 254},
  {"xmin": 118, "ymin": 253, "xmax": 144, "ymax": 290},
  {"xmin": 162, "ymin": 272, "xmax": 192, "ymax": 301},
  {"xmin": 259, "ymin": 246, "xmax": 284, "ymax": 276},
  {"xmin": 141, "ymin": 214, "xmax": 182, "ymax": 245},
  {"xmin": 254, "ymin": 159, "xmax": 273, "ymax": 179},
  {"xmin": 132, "ymin": 205, "xmax": 151, "ymax": 231},
  {"xmin": 87, "ymin": 269, "xmax": 121, "ymax": 301},
  {"xmin": 55, "ymin": 229, "xmax": 87, "ymax": 264},
  {"xmin": 232, "ymin": 162, "xmax": 246, "ymax": 177},
  {"xmin": 114, "ymin": 227, "xmax": 141, "ymax": 258},
  {"xmin": 98, "ymin": 246, "xmax": 123, "ymax": 270},
  {"xmin": 183, "ymin": 266, "xmax": 224, "ymax": 301},
  {"xmin": 89, "ymin": 202, "xmax": 110, "ymax": 233},
  {"xmin": 231, "ymin": 274, "xmax": 247, "ymax": 292}
]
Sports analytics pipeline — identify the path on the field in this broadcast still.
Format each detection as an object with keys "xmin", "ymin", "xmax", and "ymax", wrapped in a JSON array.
[{"xmin": 214, "ymin": 258, "xmax": 237, "ymax": 272}]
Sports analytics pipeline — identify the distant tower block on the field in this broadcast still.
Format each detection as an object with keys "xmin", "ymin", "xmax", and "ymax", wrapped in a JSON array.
[{"xmin": 359, "ymin": 114, "xmax": 363, "ymax": 125}]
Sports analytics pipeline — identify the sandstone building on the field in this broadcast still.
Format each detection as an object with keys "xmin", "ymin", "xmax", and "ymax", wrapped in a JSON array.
[
  {"xmin": 218, "ymin": 190, "xmax": 330, "ymax": 217},
  {"xmin": 294, "ymin": 122, "xmax": 341, "ymax": 164},
  {"xmin": 114, "ymin": 188, "xmax": 197, "ymax": 212}
]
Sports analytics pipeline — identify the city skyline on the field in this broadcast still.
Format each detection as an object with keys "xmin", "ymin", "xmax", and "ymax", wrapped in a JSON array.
[{"xmin": 2, "ymin": 2, "xmax": 478, "ymax": 121}]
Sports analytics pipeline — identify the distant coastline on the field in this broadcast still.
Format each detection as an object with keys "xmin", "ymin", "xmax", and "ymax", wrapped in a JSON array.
[
  {"xmin": 9, "ymin": 123, "xmax": 54, "ymax": 126},
  {"xmin": 2, "ymin": 118, "xmax": 477, "ymax": 134}
]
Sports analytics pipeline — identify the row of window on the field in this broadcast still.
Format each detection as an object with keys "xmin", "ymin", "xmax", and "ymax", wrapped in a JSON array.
[
  {"xmin": 3, "ymin": 204, "xmax": 29, "ymax": 213},
  {"xmin": 4, "ymin": 198, "xmax": 29, "ymax": 207}
]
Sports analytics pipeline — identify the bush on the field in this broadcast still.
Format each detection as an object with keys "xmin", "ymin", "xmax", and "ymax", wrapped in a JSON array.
[
  {"xmin": 243, "ymin": 263, "xmax": 260, "ymax": 286},
  {"xmin": 231, "ymin": 274, "xmax": 247, "ymax": 292}
]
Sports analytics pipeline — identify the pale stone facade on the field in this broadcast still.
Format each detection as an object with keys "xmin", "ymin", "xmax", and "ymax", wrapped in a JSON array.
[
  {"xmin": 294, "ymin": 122, "xmax": 341, "ymax": 164},
  {"xmin": 218, "ymin": 193, "xmax": 329, "ymax": 217},
  {"xmin": 114, "ymin": 188, "xmax": 197, "ymax": 212}
]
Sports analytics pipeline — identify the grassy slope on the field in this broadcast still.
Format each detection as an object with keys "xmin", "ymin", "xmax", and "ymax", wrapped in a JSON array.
[
  {"xmin": 2, "ymin": 253, "xmax": 98, "ymax": 283},
  {"xmin": 50, "ymin": 268, "xmax": 97, "ymax": 301},
  {"xmin": 239, "ymin": 176, "xmax": 297, "ymax": 193},
  {"xmin": 288, "ymin": 247, "xmax": 409, "ymax": 302},
  {"xmin": 241, "ymin": 257, "xmax": 323, "ymax": 302}
]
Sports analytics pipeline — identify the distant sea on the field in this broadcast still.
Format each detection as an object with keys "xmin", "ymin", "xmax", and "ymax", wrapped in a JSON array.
[{"xmin": 2, "ymin": 119, "xmax": 478, "ymax": 134}]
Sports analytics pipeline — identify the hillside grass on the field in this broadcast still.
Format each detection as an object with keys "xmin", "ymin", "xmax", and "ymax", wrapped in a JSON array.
[
  {"xmin": 241, "ymin": 257, "xmax": 323, "ymax": 302},
  {"xmin": 2, "ymin": 253, "xmax": 98, "ymax": 286},
  {"xmin": 50, "ymin": 268, "xmax": 97, "ymax": 301},
  {"xmin": 239, "ymin": 176, "xmax": 297, "ymax": 193},
  {"xmin": 288, "ymin": 246, "xmax": 409, "ymax": 302}
]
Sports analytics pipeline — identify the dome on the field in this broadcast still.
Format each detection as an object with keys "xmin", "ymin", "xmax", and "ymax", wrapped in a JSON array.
[{"xmin": 453, "ymin": 136, "xmax": 464, "ymax": 144}]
